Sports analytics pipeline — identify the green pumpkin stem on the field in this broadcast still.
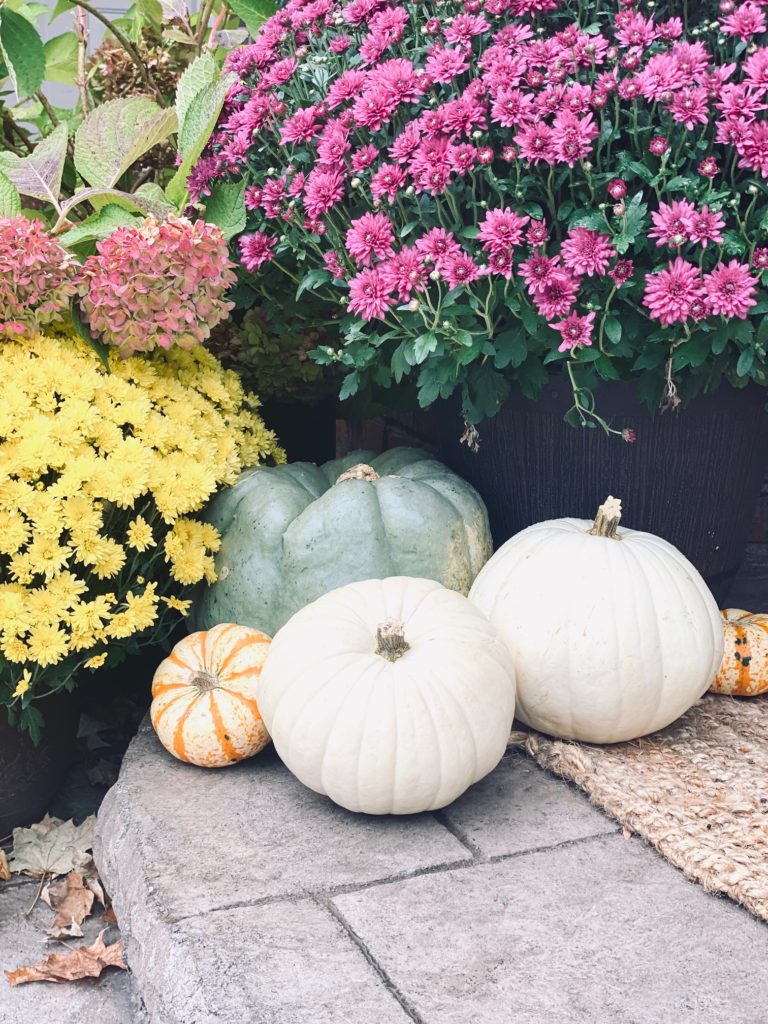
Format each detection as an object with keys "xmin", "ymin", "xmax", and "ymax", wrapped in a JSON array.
[
  {"xmin": 588, "ymin": 496, "xmax": 623, "ymax": 539},
  {"xmin": 336, "ymin": 463, "xmax": 381, "ymax": 484},
  {"xmin": 375, "ymin": 619, "xmax": 410, "ymax": 662}
]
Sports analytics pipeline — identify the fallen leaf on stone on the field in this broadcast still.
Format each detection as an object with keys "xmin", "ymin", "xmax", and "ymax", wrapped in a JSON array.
[
  {"xmin": 4, "ymin": 930, "xmax": 126, "ymax": 986},
  {"xmin": 101, "ymin": 902, "xmax": 118, "ymax": 926},
  {"xmin": 71, "ymin": 850, "xmax": 106, "ymax": 906},
  {"xmin": 0, "ymin": 850, "xmax": 10, "ymax": 882},
  {"xmin": 9, "ymin": 815, "xmax": 95, "ymax": 878},
  {"xmin": 41, "ymin": 872, "xmax": 95, "ymax": 939}
]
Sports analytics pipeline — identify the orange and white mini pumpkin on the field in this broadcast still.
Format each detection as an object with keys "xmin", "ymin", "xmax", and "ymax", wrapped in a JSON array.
[
  {"xmin": 710, "ymin": 609, "xmax": 768, "ymax": 696},
  {"xmin": 151, "ymin": 623, "xmax": 271, "ymax": 767}
]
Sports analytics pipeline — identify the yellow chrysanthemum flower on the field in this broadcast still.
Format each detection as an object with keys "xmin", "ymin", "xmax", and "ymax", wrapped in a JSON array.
[
  {"xmin": 126, "ymin": 516, "xmax": 155, "ymax": 552},
  {"xmin": 83, "ymin": 653, "xmax": 107, "ymax": 670},
  {"xmin": 12, "ymin": 669, "xmax": 32, "ymax": 699}
]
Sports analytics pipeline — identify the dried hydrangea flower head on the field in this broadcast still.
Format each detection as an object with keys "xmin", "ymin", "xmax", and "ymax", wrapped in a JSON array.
[
  {"xmin": 79, "ymin": 214, "xmax": 237, "ymax": 355},
  {"xmin": 0, "ymin": 216, "xmax": 79, "ymax": 338}
]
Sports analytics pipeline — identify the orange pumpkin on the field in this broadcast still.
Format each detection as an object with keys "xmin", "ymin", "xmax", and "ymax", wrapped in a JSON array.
[
  {"xmin": 151, "ymin": 623, "xmax": 272, "ymax": 767},
  {"xmin": 710, "ymin": 609, "xmax": 768, "ymax": 696}
]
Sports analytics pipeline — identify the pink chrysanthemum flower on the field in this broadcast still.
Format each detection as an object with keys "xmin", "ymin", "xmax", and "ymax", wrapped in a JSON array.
[
  {"xmin": 415, "ymin": 228, "xmax": 462, "ymax": 270},
  {"xmin": 552, "ymin": 310, "xmax": 595, "ymax": 353},
  {"xmin": 0, "ymin": 217, "xmax": 79, "ymax": 337},
  {"xmin": 526, "ymin": 220, "xmax": 548, "ymax": 247},
  {"xmin": 705, "ymin": 261, "xmax": 758, "ymax": 318},
  {"xmin": 531, "ymin": 272, "xmax": 580, "ymax": 320},
  {"xmin": 552, "ymin": 110, "xmax": 598, "ymax": 166},
  {"xmin": 684, "ymin": 206, "xmax": 725, "ymax": 249},
  {"xmin": 609, "ymin": 259, "xmax": 635, "ymax": 287},
  {"xmin": 347, "ymin": 267, "xmax": 394, "ymax": 320},
  {"xmin": 514, "ymin": 123, "xmax": 555, "ymax": 164},
  {"xmin": 381, "ymin": 247, "xmax": 429, "ymax": 301},
  {"xmin": 698, "ymin": 156, "xmax": 719, "ymax": 178},
  {"xmin": 648, "ymin": 200, "xmax": 697, "ymax": 248},
  {"xmin": 371, "ymin": 162, "xmax": 406, "ymax": 201},
  {"xmin": 561, "ymin": 228, "xmax": 616, "ymax": 277},
  {"xmin": 519, "ymin": 253, "xmax": 561, "ymax": 294},
  {"xmin": 303, "ymin": 169, "xmax": 345, "ymax": 219},
  {"xmin": 753, "ymin": 247, "xmax": 768, "ymax": 270},
  {"xmin": 323, "ymin": 251, "xmax": 346, "ymax": 279},
  {"xmin": 649, "ymin": 136, "xmax": 670, "ymax": 155},
  {"xmin": 737, "ymin": 121, "xmax": 768, "ymax": 177},
  {"xmin": 643, "ymin": 258, "xmax": 706, "ymax": 325},
  {"xmin": 424, "ymin": 44, "xmax": 471, "ymax": 85},
  {"xmin": 721, "ymin": 2, "xmax": 766, "ymax": 41},
  {"xmin": 240, "ymin": 231, "xmax": 277, "ymax": 272},
  {"xmin": 669, "ymin": 87, "xmax": 709, "ymax": 131},
  {"xmin": 441, "ymin": 252, "xmax": 480, "ymax": 289},
  {"xmin": 351, "ymin": 144, "xmax": 380, "ymax": 172},
  {"xmin": 345, "ymin": 213, "xmax": 395, "ymax": 267},
  {"xmin": 79, "ymin": 216, "xmax": 236, "ymax": 355},
  {"xmin": 477, "ymin": 208, "xmax": 529, "ymax": 254},
  {"xmin": 607, "ymin": 179, "xmax": 627, "ymax": 200}
]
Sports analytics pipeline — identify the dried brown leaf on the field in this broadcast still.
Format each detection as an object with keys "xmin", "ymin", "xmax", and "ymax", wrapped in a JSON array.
[
  {"xmin": 4, "ymin": 930, "xmax": 126, "ymax": 986},
  {"xmin": 71, "ymin": 850, "xmax": 106, "ymax": 906},
  {"xmin": 9, "ymin": 815, "xmax": 95, "ymax": 878},
  {"xmin": 0, "ymin": 850, "xmax": 10, "ymax": 882},
  {"xmin": 101, "ymin": 902, "xmax": 118, "ymax": 926},
  {"xmin": 41, "ymin": 872, "xmax": 95, "ymax": 939}
]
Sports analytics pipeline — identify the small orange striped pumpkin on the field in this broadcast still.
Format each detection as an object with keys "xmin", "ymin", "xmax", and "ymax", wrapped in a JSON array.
[
  {"xmin": 710, "ymin": 609, "xmax": 768, "ymax": 696},
  {"xmin": 151, "ymin": 623, "xmax": 272, "ymax": 767}
]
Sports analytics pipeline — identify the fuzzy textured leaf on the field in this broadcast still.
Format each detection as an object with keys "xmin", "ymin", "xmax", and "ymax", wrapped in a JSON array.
[
  {"xmin": 175, "ymin": 52, "xmax": 218, "ymax": 137},
  {"xmin": 9, "ymin": 815, "xmax": 95, "ymax": 878},
  {"xmin": 74, "ymin": 98, "xmax": 178, "ymax": 190},
  {"xmin": 227, "ymin": 0, "xmax": 277, "ymax": 35},
  {"xmin": 204, "ymin": 180, "xmax": 246, "ymax": 239},
  {"xmin": 5, "ymin": 930, "xmax": 126, "ymax": 986},
  {"xmin": 0, "ymin": 168, "xmax": 21, "ymax": 217},
  {"xmin": 0, "ymin": 123, "xmax": 67, "ymax": 207},
  {"xmin": 59, "ymin": 204, "xmax": 137, "ymax": 249},
  {"xmin": 41, "ymin": 871, "xmax": 95, "ymax": 939},
  {"xmin": 44, "ymin": 32, "xmax": 78, "ymax": 85},
  {"xmin": 167, "ymin": 72, "xmax": 236, "ymax": 205},
  {"xmin": 60, "ymin": 186, "xmax": 172, "ymax": 221},
  {"xmin": 0, "ymin": 7, "xmax": 46, "ymax": 98}
]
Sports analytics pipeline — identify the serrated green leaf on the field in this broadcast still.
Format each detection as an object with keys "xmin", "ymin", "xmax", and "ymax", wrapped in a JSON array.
[
  {"xmin": 74, "ymin": 98, "xmax": 178, "ymax": 189},
  {"xmin": 413, "ymin": 330, "xmax": 438, "ymax": 363},
  {"xmin": 175, "ymin": 52, "xmax": 218, "ymax": 139},
  {"xmin": 166, "ymin": 72, "xmax": 236, "ymax": 206},
  {"xmin": 59, "ymin": 204, "xmax": 136, "ymax": 248},
  {"xmin": 0, "ymin": 7, "xmax": 46, "ymax": 98},
  {"xmin": 521, "ymin": 303, "xmax": 540, "ymax": 336},
  {"xmin": 595, "ymin": 354, "xmax": 621, "ymax": 380},
  {"xmin": 227, "ymin": 0, "xmax": 277, "ymax": 35},
  {"xmin": 0, "ymin": 168, "xmax": 21, "ymax": 217},
  {"xmin": 58, "ymin": 185, "xmax": 173, "ymax": 220},
  {"xmin": 204, "ymin": 180, "xmax": 246, "ymax": 240},
  {"xmin": 295, "ymin": 267, "xmax": 331, "ymax": 299},
  {"xmin": 44, "ymin": 32, "xmax": 78, "ymax": 85},
  {"xmin": 0, "ymin": 122, "xmax": 67, "ymax": 207},
  {"xmin": 493, "ymin": 329, "xmax": 528, "ymax": 370},
  {"xmin": 339, "ymin": 370, "xmax": 359, "ymax": 401}
]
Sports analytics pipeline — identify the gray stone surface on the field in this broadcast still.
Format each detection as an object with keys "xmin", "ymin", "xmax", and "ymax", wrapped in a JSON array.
[
  {"xmin": 333, "ymin": 834, "xmax": 768, "ymax": 1024},
  {"xmin": 124, "ymin": 898, "xmax": 413, "ymax": 1024},
  {"xmin": 440, "ymin": 749, "xmax": 618, "ymax": 857},
  {"xmin": 0, "ymin": 878, "xmax": 147, "ymax": 1024}
]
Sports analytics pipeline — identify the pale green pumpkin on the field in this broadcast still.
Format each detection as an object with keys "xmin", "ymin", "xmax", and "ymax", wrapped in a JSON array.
[{"xmin": 190, "ymin": 447, "xmax": 492, "ymax": 637}]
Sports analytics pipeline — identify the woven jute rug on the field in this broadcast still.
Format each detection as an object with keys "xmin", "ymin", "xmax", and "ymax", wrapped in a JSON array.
[{"xmin": 509, "ymin": 694, "xmax": 768, "ymax": 923}]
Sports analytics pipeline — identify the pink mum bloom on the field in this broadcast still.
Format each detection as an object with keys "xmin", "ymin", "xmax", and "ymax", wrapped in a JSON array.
[
  {"xmin": 441, "ymin": 252, "xmax": 480, "ymax": 289},
  {"xmin": 444, "ymin": 13, "xmax": 489, "ymax": 44},
  {"xmin": 390, "ymin": 122, "xmax": 422, "ymax": 164},
  {"xmin": 753, "ymin": 247, "xmax": 768, "ymax": 270},
  {"xmin": 327, "ymin": 70, "xmax": 368, "ymax": 109},
  {"xmin": 424, "ymin": 44, "xmax": 471, "ymax": 85},
  {"xmin": 737, "ymin": 122, "xmax": 768, "ymax": 177},
  {"xmin": 415, "ymin": 228, "xmax": 462, "ymax": 269},
  {"xmin": 346, "ymin": 213, "xmax": 395, "ymax": 267},
  {"xmin": 649, "ymin": 136, "xmax": 670, "ymax": 155},
  {"xmin": 371, "ymin": 162, "xmax": 406, "ymax": 201},
  {"xmin": 561, "ymin": 229, "xmax": 616, "ymax": 277},
  {"xmin": 684, "ymin": 206, "xmax": 725, "ymax": 249},
  {"xmin": 240, "ymin": 232, "xmax": 276, "ymax": 272},
  {"xmin": 280, "ymin": 105, "xmax": 323, "ymax": 144},
  {"xmin": 323, "ymin": 251, "xmax": 346, "ymax": 279},
  {"xmin": 615, "ymin": 12, "xmax": 657, "ymax": 50},
  {"xmin": 330, "ymin": 34, "xmax": 352, "ymax": 54},
  {"xmin": 485, "ymin": 248, "xmax": 514, "ymax": 279},
  {"xmin": 609, "ymin": 259, "xmax": 634, "ymax": 287},
  {"xmin": 669, "ymin": 87, "xmax": 709, "ymax": 131},
  {"xmin": 720, "ymin": 2, "xmax": 766, "ymax": 41},
  {"xmin": 649, "ymin": 200, "xmax": 697, "ymax": 248},
  {"xmin": 608, "ymin": 179, "xmax": 627, "ymax": 200},
  {"xmin": 527, "ymin": 220, "xmax": 548, "ymax": 247},
  {"xmin": 347, "ymin": 267, "xmax": 394, "ymax": 321},
  {"xmin": 477, "ymin": 208, "xmax": 529, "ymax": 254},
  {"xmin": 552, "ymin": 111, "xmax": 598, "ymax": 166},
  {"xmin": 514, "ymin": 123, "xmax": 555, "ymax": 164},
  {"xmin": 519, "ymin": 253, "xmax": 561, "ymax": 294},
  {"xmin": 303, "ymin": 169, "xmax": 345, "ymax": 219},
  {"xmin": 698, "ymin": 156, "xmax": 719, "ymax": 178},
  {"xmin": 531, "ymin": 272, "xmax": 580, "ymax": 320},
  {"xmin": 351, "ymin": 144, "xmax": 380, "ymax": 172},
  {"xmin": 643, "ymin": 258, "xmax": 706, "ymax": 325},
  {"xmin": 381, "ymin": 247, "xmax": 428, "ymax": 301},
  {"xmin": 552, "ymin": 311, "xmax": 595, "ymax": 354},
  {"xmin": 705, "ymin": 261, "xmax": 758, "ymax": 319}
]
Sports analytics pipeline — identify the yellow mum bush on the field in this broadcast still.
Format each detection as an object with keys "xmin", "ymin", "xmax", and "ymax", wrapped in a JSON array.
[{"xmin": 0, "ymin": 330, "xmax": 283, "ymax": 736}]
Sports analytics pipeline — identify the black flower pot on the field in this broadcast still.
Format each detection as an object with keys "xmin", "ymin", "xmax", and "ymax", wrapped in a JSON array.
[
  {"xmin": 0, "ymin": 692, "xmax": 79, "ymax": 836},
  {"xmin": 437, "ymin": 377, "xmax": 768, "ymax": 605},
  {"xmin": 260, "ymin": 396, "xmax": 337, "ymax": 464}
]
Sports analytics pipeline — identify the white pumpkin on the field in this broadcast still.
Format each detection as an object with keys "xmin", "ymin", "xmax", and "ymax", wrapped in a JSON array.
[
  {"xmin": 469, "ymin": 497, "xmax": 723, "ymax": 744},
  {"xmin": 258, "ymin": 577, "xmax": 516, "ymax": 814}
]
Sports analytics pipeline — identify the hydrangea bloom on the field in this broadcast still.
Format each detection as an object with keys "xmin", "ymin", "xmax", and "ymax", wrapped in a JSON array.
[
  {"xmin": 79, "ymin": 216, "xmax": 236, "ymax": 355},
  {"xmin": 0, "ymin": 217, "xmax": 79, "ymax": 338}
]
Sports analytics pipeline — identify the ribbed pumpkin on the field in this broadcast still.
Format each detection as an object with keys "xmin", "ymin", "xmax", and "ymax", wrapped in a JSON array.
[
  {"xmin": 469, "ymin": 497, "xmax": 724, "ymax": 744},
  {"xmin": 711, "ymin": 609, "xmax": 768, "ymax": 696},
  {"xmin": 151, "ymin": 623, "xmax": 271, "ymax": 768},
  {"xmin": 258, "ymin": 577, "xmax": 516, "ymax": 815},
  {"xmin": 190, "ymin": 447, "xmax": 492, "ymax": 637}
]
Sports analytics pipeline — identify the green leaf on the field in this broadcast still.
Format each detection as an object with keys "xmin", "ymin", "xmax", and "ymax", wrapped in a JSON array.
[
  {"xmin": 227, "ymin": 0, "xmax": 277, "ymax": 35},
  {"xmin": 59, "ymin": 204, "xmax": 137, "ymax": 248},
  {"xmin": 74, "ymin": 98, "xmax": 178, "ymax": 189},
  {"xmin": 604, "ymin": 317, "xmax": 622, "ymax": 345},
  {"xmin": 167, "ymin": 72, "xmax": 236, "ymax": 206},
  {"xmin": 757, "ymin": 316, "xmax": 768, "ymax": 349},
  {"xmin": 595, "ymin": 354, "xmax": 621, "ymax": 380},
  {"xmin": 520, "ymin": 304, "xmax": 540, "ymax": 336},
  {"xmin": 0, "ymin": 7, "xmax": 46, "ymax": 98},
  {"xmin": 339, "ymin": 370, "xmax": 359, "ymax": 401},
  {"xmin": 516, "ymin": 355, "xmax": 548, "ymax": 401},
  {"xmin": 175, "ymin": 52, "xmax": 218, "ymax": 138},
  {"xmin": 465, "ymin": 363, "xmax": 509, "ymax": 422},
  {"xmin": 71, "ymin": 302, "xmax": 111, "ymax": 373},
  {"xmin": 0, "ymin": 122, "xmax": 67, "ymax": 207},
  {"xmin": 136, "ymin": 0, "xmax": 164, "ymax": 28},
  {"xmin": 59, "ymin": 185, "xmax": 174, "ymax": 220},
  {"xmin": 0, "ymin": 168, "xmax": 21, "ymax": 217},
  {"xmin": 204, "ymin": 180, "xmax": 246, "ymax": 240},
  {"xmin": 296, "ymin": 267, "xmax": 331, "ymax": 300},
  {"xmin": 43, "ymin": 32, "xmax": 78, "ymax": 84},
  {"xmin": 391, "ymin": 343, "xmax": 408, "ymax": 384},
  {"xmin": 737, "ymin": 349, "xmax": 755, "ymax": 378},
  {"xmin": 493, "ymin": 328, "xmax": 528, "ymax": 370},
  {"xmin": 49, "ymin": 0, "xmax": 75, "ymax": 18},
  {"xmin": 413, "ymin": 330, "xmax": 438, "ymax": 363}
]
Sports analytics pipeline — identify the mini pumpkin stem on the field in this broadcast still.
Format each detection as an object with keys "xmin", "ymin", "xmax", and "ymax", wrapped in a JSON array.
[
  {"xmin": 375, "ymin": 619, "xmax": 410, "ymax": 662},
  {"xmin": 336, "ymin": 463, "xmax": 381, "ymax": 484},
  {"xmin": 588, "ymin": 496, "xmax": 623, "ymax": 539},
  {"xmin": 190, "ymin": 670, "xmax": 218, "ymax": 692}
]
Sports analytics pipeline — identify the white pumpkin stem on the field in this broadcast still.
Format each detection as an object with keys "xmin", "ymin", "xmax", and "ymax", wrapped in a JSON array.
[
  {"xmin": 190, "ymin": 670, "xmax": 218, "ymax": 692},
  {"xmin": 336, "ymin": 463, "xmax": 380, "ymax": 484},
  {"xmin": 588, "ymin": 496, "xmax": 623, "ymax": 539},
  {"xmin": 375, "ymin": 619, "xmax": 410, "ymax": 662}
]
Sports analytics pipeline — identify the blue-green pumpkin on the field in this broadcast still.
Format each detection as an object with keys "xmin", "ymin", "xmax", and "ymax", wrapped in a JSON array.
[{"xmin": 190, "ymin": 447, "xmax": 492, "ymax": 636}]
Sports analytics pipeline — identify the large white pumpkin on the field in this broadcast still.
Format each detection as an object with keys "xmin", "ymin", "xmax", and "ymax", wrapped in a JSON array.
[
  {"xmin": 258, "ymin": 577, "xmax": 516, "ymax": 814},
  {"xmin": 469, "ymin": 497, "xmax": 724, "ymax": 744}
]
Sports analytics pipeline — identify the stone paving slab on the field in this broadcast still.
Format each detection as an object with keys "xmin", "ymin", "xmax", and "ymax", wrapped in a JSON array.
[
  {"xmin": 0, "ymin": 879, "xmax": 147, "ymax": 1024},
  {"xmin": 440, "ymin": 749, "xmax": 618, "ymax": 857},
  {"xmin": 333, "ymin": 833, "xmax": 768, "ymax": 1024}
]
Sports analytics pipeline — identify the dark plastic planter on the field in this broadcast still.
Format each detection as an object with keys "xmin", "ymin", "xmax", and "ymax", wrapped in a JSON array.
[
  {"xmin": 260, "ymin": 395, "xmax": 337, "ymax": 464},
  {"xmin": 437, "ymin": 376, "xmax": 768, "ymax": 605},
  {"xmin": 0, "ymin": 693, "xmax": 79, "ymax": 836}
]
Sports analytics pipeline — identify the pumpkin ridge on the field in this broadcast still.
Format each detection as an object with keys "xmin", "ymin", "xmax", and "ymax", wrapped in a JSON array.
[
  {"xmin": 217, "ymin": 686, "xmax": 262, "ymax": 719},
  {"xmin": 208, "ymin": 691, "xmax": 240, "ymax": 764},
  {"xmin": 171, "ymin": 698, "xmax": 200, "ymax": 761},
  {"xmin": 151, "ymin": 680, "xmax": 190, "ymax": 699},
  {"xmin": 151, "ymin": 690, "xmax": 190, "ymax": 732},
  {"xmin": 165, "ymin": 651, "xmax": 195, "ymax": 673},
  {"xmin": 218, "ymin": 635, "xmax": 269, "ymax": 673}
]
